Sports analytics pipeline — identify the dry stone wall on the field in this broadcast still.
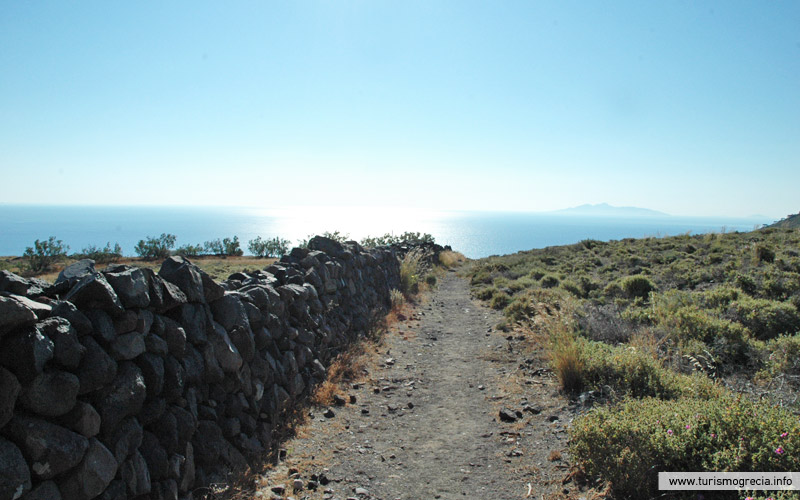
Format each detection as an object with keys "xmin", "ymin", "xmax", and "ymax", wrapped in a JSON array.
[{"xmin": 0, "ymin": 236, "xmax": 439, "ymax": 500}]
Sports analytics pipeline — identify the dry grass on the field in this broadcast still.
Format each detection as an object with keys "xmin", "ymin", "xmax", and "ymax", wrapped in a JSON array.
[
  {"xmin": 438, "ymin": 250, "xmax": 467, "ymax": 268},
  {"xmin": 548, "ymin": 450, "xmax": 563, "ymax": 462}
]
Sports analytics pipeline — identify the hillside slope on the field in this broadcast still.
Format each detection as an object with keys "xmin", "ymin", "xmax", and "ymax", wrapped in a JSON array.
[{"xmin": 770, "ymin": 211, "xmax": 800, "ymax": 229}]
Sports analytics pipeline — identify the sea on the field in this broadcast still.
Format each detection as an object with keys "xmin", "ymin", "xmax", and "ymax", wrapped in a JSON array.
[{"xmin": 0, "ymin": 205, "xmax": 773, "ymax": 260}]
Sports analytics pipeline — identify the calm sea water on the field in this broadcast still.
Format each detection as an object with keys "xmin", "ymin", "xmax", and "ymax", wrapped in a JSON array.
[{"xmin": 0, "ymin": 205, "xmax": 771, "ymax": 259}]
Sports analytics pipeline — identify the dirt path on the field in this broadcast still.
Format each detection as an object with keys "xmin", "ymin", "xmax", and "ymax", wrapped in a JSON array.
[{"xmin": 258, "ymin": 271, "xmax": 578, "ymax": 500}]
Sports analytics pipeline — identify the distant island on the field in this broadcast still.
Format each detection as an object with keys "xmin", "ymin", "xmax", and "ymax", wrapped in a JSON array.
[{"xmin": 550, "ymin": 202, "xmax": 670, "ymax": 217}]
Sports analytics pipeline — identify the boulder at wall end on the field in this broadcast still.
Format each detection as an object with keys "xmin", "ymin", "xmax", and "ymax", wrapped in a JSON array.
[
  {"xmin": 0, "ymin": 436, "xmax": 31, "ymax": 500},
  {"xmin": 58, "ymin": 438, "xmax": 118, "ymax": 500}
]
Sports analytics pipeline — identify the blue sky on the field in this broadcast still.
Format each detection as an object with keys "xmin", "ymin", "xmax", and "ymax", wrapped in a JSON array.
[{"xmin": 1, "ymin": 1, "xmax": 798, "ymax": 217}]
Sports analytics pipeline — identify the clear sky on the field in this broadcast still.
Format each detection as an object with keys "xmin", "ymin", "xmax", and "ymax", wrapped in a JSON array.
[{"xmin": 1, "ymin": 1, "xmax": 798, "ymax": 218}]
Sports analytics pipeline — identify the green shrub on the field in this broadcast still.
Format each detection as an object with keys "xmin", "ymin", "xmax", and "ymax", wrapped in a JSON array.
[
  {"xmin": 135, "ymin": 233, "xmax": 176, "ymax": 260},
  {"xmin": 756, "ymin": 244, "xmax": 776, "ymax": 263},
  {"xmin": 474, "ymin": 286, "xmax": 497, "ymax": 301},
  {"xmin": 540, "ymin": 274, "xmax": 560, "ymax": 288},
  {"xmin": 528, "ymin": 268, "xmax": 546, "ymax": 280},
  {"xmin": 620, "ymin": 275, "xmax": 656, "ymax": 300},
  {"xmin": 759, "ymin": 334, "xmax": 800, "ymax": 377},
  {"xmin": 24, "ymin": 236, "xmax": 69, "ymax": 272},
  {"xmin": 175, "ymin": 243, "xmax": 205, "ymax": 258},
  {"xmin": 571, "ymin": 396, "xmax": 800, "ymax": 498},
  {"xmin": 425, "ymin": 274, "xmax": 437, "ymax": 287},
  {"xmin": 489, "ymin": 291, "xmax": 511, "ymax": 310},
  {"xmin": 76, "ymin": 242, "xmax": 122, "ymax": 264},
  {"xmin": 360, "ymin": 231, "xmax": 434, "ymax": 247},
  {"xmin": 730, "ymin": 296, "xmax": 800, "ymax": 340},
  {"xmin": 248, "ymin": 236, "xmax": 290, "ymax": 257},
  {"xmin": 505, "ymin": 292, "xmax": 536, "ymax": 323},
  {"xmin": 203, "ymin": 236, "xmax": 243, "ymax": 257}
]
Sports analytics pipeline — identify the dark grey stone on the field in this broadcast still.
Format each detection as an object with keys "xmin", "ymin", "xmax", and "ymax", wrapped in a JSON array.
[
  {"xmin": 57, "ymin": 438, "xmax": 117, "ymax": 500},
  {"xmin": 191, "ymin": 421, "xmax": 223, "ymax": 465},
  {"xmin": 160, "ymin": 317, "xmax": 186, "ymax": 357},
  {"xmin": 0, "ymin": 270, "xmax": 43, "ymax": 297},
  {"xmin": 144, "ymin": 333, "xmax": 169, "ymax": 356},
  {"xmin": 0, "ymin": 327, "xmax": 54, "ymax": 384},
  {"xmin": 84, "ymin": 309, "xmax": 116, "ymax": 343},
  {"xmin": 162, "ymin": 356, "xmax": 185, "ymax": 403},
  {"xmin": 62, "ymin": 273, "xmax": 123, "ymax": 315},
  {"xmin": 0, "ymin": 436, "xmax": 30, "ymax": 500},
  {"xmin": 23, "ymin": 480, "xmax": 61, "ymax": 500},
  {"xmin": 19, "ymin": 370, "xmax": 79, "ymax": 417},
  {"xmin": 5, "ymin": 415, "xmax": 88, "ymax": 480},
  {"xmin": 143, "ymin": 270, "xmax": 187, "ymax": 313},
  {"xmin": 7, "ymin": 295, "xmax": 52, "ymax": 320},
  {"xmin": 59, "ymin": 401, "xmax": 101, "ymax": 438},
  {"xmin": 109, "ymin": 332, "xmax": 146, "ymax": 361},
  {"xmin": 112, "ymin": 310, "xmax": 138, "ymax": 336},
  {"xmin": 229, "ymin": 326, "xmax": 255, "ymax": 363},
  {"xmin": 121, "ymin": 450, "xmax": 151, "ymax": 496},
  {"xmin": 50, "ymin": 301, "xmax": 92, "ymax": 336},
  {"xmin": 170, "ymin": 303, "xmax": 209, "ymax": 345},
  {"xmin": 159, "ymin": 257, "xmax": 204, "ymax": 303},
  {"xmin": 97, "ymin": 362, "xmax": 146, "ymax": 435},
  {"xmin": 55, "ymin": 260, "xmax": 96, "ymax": 287},
  {"xmin": 140, "ymin": 431, "xmax": 169, "ymax": 481},
  {"xmin": 0, "ymin": 368, "xmax": 21, "ymax": 429},
  {"xmin": 209, "ymin": 293, "xmax": 250, "ymax": 332},
  {"xmin": 107, "ymin": 417, "xmax": 143, "ymax": 464},
  {"xmin": 0, "ymin": 296, "xmax": 38, "ymax": 338},
  {"xmin": 199, "ymin": 270, "xmax": 224, "ymax": 303},
  {"xmin": 136, "ymin": 353, "xmax": 164, "ymax": 398},
  {"xmin": 103, "ymin": 266, "xmax": 150, "ymax": 309},
  {"xmin": 208, "ymin": 322, "xmax": 242, "ymax": 373},
  {"xmin": 76, "ymin": 336, "xmax": 117, "ymax": 395},
  {"xmin": 37, "ymin": 317, "xmax": 85, "ymax": 370}
]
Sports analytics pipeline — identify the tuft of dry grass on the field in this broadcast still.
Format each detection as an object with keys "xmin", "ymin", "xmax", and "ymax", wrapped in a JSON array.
[
  {"xmin": 438, "ymin": 250, "xmax": 467, "ymax": 268},
  {"xmin": 548, "ymin": 450, "xmax": 563, "ymax": 462}
]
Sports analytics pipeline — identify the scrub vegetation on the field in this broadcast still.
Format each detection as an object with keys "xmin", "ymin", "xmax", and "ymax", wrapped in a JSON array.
[{"xmin": 468, "ymin": 226, "xmax": 800, "ymax": 498}]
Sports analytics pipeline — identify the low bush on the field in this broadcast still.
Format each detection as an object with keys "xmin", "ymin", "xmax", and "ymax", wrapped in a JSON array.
[
  {"xmin": 204, "ymin": 236, "xmax": 243, "ymax": 257},
  {"xmin": 75, "ymin": 242, "xmax": 122, "ymax": 264},
  {"xmin": 729, "ymin": 296, "xmax": 800, "ymax": 340},
  {"xmin": 24, "ymin": 236, "xmax": 69, "ymax": 272},
  {"xmin": 135, "ymin": 233, "xmax": 175, "ymax": 260},
  {"xmin": 248, "ymin": 236, "xmax": 290, "ymax": 257},
  {"xmin": 758, "ymin": 334, "xmax": 800, "ymax": 378},
  {"xmin": 571, "ymin": 396, "xmax": 800, "ymax": 498},
  {"xmin": 489, "ymin": 291, "xmax": 511, "ymax": 310},
  {"xmin": 175, "ymin": 243, "xmax": 204, "ymax": 258},
  {"xmin": 620, "ymin": 274, "xmax": 656, "ymax": 300}
]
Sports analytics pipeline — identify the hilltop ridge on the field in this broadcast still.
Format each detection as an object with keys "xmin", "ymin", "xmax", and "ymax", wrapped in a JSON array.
[{"xmin": 770, "ymin": 211, "xmax": 800, "ymax": 229}]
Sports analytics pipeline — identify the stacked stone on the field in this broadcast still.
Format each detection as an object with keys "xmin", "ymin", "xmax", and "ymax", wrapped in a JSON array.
[{"xmin": 0, "ymin": 236, "xmax": 432, "ymax": 500}]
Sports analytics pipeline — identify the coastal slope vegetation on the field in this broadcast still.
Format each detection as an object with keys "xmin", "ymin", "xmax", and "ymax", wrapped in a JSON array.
[{"xmin": 468, "ymin": 226, "xmax": 800, "ymax": 498}]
